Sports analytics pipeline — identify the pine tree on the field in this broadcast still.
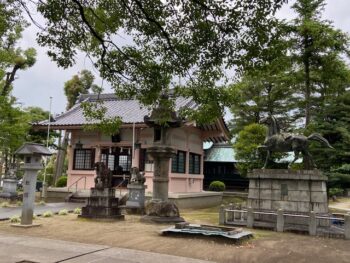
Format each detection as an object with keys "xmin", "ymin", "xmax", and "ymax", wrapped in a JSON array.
[
  {"xmin": 289, "ymin": 0, "xmax": 350, "ymax": 127},
  {"xmin": 228, "ymin": 21, "xmax": 296, "ymax": 135},
  {"xmin": 307, "ymin": 91, "xmax": 350, "ymax": 170}
]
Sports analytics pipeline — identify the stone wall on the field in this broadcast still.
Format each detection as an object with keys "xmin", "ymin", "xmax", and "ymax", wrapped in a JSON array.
[{"xmin": 247, "ymin": 169, "xmax": 328, "ymax": 214}]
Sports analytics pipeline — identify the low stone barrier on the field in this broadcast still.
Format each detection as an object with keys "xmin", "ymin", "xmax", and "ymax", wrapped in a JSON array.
[{"xmin": 219, "ymin": 205, "xmax": 350, "ymax": 240}]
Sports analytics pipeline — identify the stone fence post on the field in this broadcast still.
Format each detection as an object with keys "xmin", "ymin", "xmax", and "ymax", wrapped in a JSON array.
[
  {"xmin": 247, "ymin": 207, "xmax": 254, "ymax": 228},
  {"xmin": 219, "ymin": 204, "xmax": 226, "ymax": 225},
  {"xmin": 345, "ymin": 213, "xmax": 350, "ymax": 240},
  {"xmin": 309, "ymin": 211, "xmax": 317, "ymax": 236},
  {"xmin": 276, "ymin": 209, "xmax": 284, "ymax": 232}
]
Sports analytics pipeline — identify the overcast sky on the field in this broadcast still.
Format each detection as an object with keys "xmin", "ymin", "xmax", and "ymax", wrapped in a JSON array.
[{"xmin": 12, "ymin": 0, "xmax": 350, "ymax": 116}]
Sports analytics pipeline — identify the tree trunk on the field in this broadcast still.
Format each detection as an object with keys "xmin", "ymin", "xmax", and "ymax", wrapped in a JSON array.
[
  {"xmin": 303, "ymin": 36, "xmax": 311, "ymax": 128},
  {"xmin": 0, "ymin": 153, "xmax": 4, "ymax": 185},
  {"xmin": 54, "ymin": 131, "xmax": 69, "ymax": 185},
  {"xmin": 1, "ymin": 64, "xmax": 20, "ymax": 96}
]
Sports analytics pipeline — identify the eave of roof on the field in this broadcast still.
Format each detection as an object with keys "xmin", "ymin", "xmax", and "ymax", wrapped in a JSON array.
[
  {"xmin": 33, "ymin": 93, "xmax": 230, "ymax": 142},
  {"xmin": 204, "ymin": 142, "xmax": 237, "ymax": 162}
]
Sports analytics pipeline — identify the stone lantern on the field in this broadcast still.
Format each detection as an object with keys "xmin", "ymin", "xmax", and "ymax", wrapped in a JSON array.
[
  {"xmin": 0, "ymin": 164, "xmax": 18, "ymax": 199},
  {"xmin": 14, "ymin": 143, "xmax": 51, "ymax": 227},
  {"xmin": 142, "ymin": 93, "xmax": 184, "ymax": 223}
]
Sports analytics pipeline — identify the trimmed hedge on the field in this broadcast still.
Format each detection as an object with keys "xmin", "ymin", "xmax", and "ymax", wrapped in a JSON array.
[
  {"xmin": 56, "ymin": 176, "xmax": 67, "ymax": 187},
  {"xmin": 209, "ymin": 181, "xmax": 226, "ymax": 192}
]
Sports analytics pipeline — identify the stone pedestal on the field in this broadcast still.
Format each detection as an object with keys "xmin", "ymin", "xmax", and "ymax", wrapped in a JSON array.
[
  {"xmin": 142, "ymin": 145, "xmax": 184, "ymax": 223},
  {"xmin": 126, "ymin": 184, "xmax": 146, "ymax": 209},
  {"xmin": 247, "ymin": 169, "xmax": 329, "ymax": 226},
  {"xmin": 0, "ymin": 178, "xmax": 18, "ymax": 199},
  {"xmin": 147, "ymin": 146, "xmax": 175, "ymax": 201},
  {"xmin": 80, "ymin": 188, "xmax": 124, "ymax": 220}
]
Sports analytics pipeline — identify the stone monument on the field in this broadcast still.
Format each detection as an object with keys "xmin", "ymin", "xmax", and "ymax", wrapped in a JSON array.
[
  {"xmin": 126, "ymin": 167, "xmax": 146, "ymax": 211},
  {"xmin": 142, "ymin": 93, "xmax": 184, "ymax": 223},
  {"xmin": 13, "ymin": 143, "xmax": 51, "ymax": 227},
  {"xmin": 247, "ymin": 115, "xmax": 333, "ymax": 227},
  {"xmin": 0, "ymin": 165, "xmax": 18, "ymax": 199},
  {"xmin": 80, "ymin": 162, "xmax": 124, "ymax": 220},
  {"xmin": 247, "ymin": 169, "xmax": 329, "ymax": 225}
]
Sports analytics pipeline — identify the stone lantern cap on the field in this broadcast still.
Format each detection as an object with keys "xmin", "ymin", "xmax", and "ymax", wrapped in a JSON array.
[
  {"xmin": 144, "ymin": 93, "xmax": 183, "ymax": 128},
  {"xmin": 15, "ymin": 143, "xmax": 52, "ymax": 157}
]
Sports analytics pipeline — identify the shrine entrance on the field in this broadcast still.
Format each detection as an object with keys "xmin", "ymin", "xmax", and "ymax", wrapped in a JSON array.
[{"xmin": 100, "ymin": 147, "xmax": 132, "ymax": 187}]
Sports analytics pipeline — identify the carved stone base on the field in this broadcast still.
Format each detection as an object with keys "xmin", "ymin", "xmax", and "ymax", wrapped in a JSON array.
[
  {"xmin": 126, "ymin": 184, "xmax": 146, "ymax": 209},
  {"xmin": 79, "ymin": 187, "xmax": 124, "ymax": 220},
  {"xmin": 141, "ymin": 200, "xmax": 185, "ymax": 223}
]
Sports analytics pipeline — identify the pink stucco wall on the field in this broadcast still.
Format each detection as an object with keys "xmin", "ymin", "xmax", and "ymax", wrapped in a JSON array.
[{"xmin": 67, "ymin": 126, "xmax": 206, "ymax": 193}]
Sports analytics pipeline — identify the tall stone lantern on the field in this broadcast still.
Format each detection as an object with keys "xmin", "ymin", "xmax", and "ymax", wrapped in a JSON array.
[
  {"xmin": 14, "ymin": 143, "xmax": 51, "ymax": 227},
  {"xmin": 142, "ymin": 93, "xmax": 184, "ymax": 223}
]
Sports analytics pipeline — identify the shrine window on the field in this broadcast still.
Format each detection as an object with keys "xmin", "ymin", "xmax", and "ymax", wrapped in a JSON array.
[
  {"xmin": 171, "ymin": 151, "xmax": 186, "ymax": 173},
  {"xmin": 73, "ymin": 149, "xmax": 95, "ymax": 170}
]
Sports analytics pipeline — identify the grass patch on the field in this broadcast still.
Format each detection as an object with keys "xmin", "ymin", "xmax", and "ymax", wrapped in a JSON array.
[
  {"xmin": 222, "ymin": 196, "xmax": 246, "ymax": 206},
  {"xmin": 1, "ymin": 201, "xmax": 10, "ymax": 208},
  {"xmin": 58, "ymin": 209, "xmax": 68, "ymax": 216},
  {"xmin": 73, "ymin": 207, "xmax": 82, "ymax": 214},
  {"xmin": 43, "ymin": 211, "xmax": 53, "ymax": 217},
  {"xmin": 9, "ymin": 215, "xmax": 20, "ymax": 223}
]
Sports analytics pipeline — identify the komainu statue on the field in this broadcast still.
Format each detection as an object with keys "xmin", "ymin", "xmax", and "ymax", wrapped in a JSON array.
[
  {"xmin": 94, "ymin": 162, "xmax": 112, "ymax": 189},
  {"xmin": 129, "ymin": 167, "xmax": 145, "ymax": 185},
  {"xmin": 258, "ymin": 115, "xmax": 334, "ymax": 169}
]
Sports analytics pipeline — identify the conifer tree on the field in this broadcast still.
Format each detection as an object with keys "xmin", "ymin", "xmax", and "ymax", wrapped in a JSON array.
[{"xmin": 289, "ymin": 0, "xmax": 350, "ymax": 127}]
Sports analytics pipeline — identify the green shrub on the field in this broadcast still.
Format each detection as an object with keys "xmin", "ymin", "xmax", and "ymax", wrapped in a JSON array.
[
  {"xmin": 1, "ymin": 202, "xmax": 10, "ymax": 208},
  {"xmin": 73, "ymin": 207, "xmax": 82, "ymax": 214},
  {"xmin": 58, "ymin": 209, "xmax": 68, "ymax": 216},
  {"xmin": 43, "ymin": 211, "xmax": 53, "ymax": 217},
  {"xmin": 10, "ymin": 215, "xmax": 20, "ymax": 223},
  {"xmin": 39, "ymin": 200, "xmax": 46, "ymax": 206},
  {"xmin": 56, "ymin": 176, "xmax": 67, "ymax": 187},
  {"xmin": 33, "ymin": 214, "xmax": 37, "ymax": 220},
  {"xmin": 16, "ymin": 201, "xmax": 23, "ymax": 206},
  {"xmin": 209, "ymin": 181, "xmax": 226, "ymax": 192},
  {"xmin": 329, "ymin": 188, "xmax": 344, "ymax": 197}
]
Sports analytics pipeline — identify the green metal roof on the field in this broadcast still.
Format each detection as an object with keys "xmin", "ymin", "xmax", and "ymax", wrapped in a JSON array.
[{"xmin": 204, "ymin": 143, "xmax": 237, "ymax": 162}]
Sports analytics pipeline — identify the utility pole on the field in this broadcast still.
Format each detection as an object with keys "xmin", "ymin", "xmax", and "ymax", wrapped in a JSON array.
[{"xmin": 42, "ymin": 96, "xmax": 52, "ymax": 199}]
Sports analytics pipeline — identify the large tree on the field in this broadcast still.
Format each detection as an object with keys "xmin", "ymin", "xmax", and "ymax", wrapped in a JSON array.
[
  {"xmin": 0, "ymin": 96, "xmax": 29, "ymax": 173},
  {"xmin": 306, "ymin": 91, "xmax": 350, "ymax": 171},
  {"xmin": 0, "ymin": 0, "xmax": 37, "ymax": 176},
  {"xmin": 34, "ymin": 0, "xmax": 287, "ymax": 123},
  {"xmin": 0, "ymin": 0, "xmax": 37, "ymax": 96},
  {"xmin": 289, "ymin": 0, "xmax": 350, "ymax": 127},
  {"xmin": 229, "ymin": 0, "xmax": 350, "ymax": 134},
  {"xmin": 64, "ymin": 69, "xmax": 101, "ymax": 109},
  {"xmin": 53, "ymin": 70, "xmax": 101, "ymax": 184},
  {"xmin": 228, "ymin": 21, "xmax": 296, "ymax": 135}
]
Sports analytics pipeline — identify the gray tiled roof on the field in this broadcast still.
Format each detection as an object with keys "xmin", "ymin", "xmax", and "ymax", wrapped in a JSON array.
[
  {"xmin": 204, "ymin": 143, "xmax": 237, "ymax": 162},
  {"xmin": 37, "ymin": 94, "xmax": 197, "ymax": 127}
]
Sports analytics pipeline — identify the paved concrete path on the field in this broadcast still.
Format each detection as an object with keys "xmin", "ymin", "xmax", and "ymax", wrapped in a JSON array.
[
  {"xmin": 0, "ymin": 232, "xmax": 215, "ymax": 263},
  {"xmin": 0, "ymin": 203, "xmax": 84, "ymax": 220}
]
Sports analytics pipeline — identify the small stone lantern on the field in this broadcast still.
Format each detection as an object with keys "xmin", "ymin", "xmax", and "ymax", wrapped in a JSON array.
[
  {"xmin": 0, "ymin": 165, "xmax": 18, "ymax": 199},
  {"xmin": 14, "ymin": 143, "xmax": 51, "ymax": 227}
]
